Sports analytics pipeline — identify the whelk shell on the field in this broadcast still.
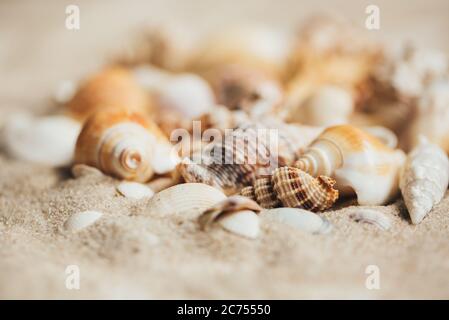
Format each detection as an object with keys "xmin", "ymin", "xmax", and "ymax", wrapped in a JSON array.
[
  {"xmin": 199, "ymin": 196, "xmax": 262, "ymax": 239},
  {"xmin": 349, "ymin": 209, "xmax": 392, "ymax": 230},
  {"xmin": 241, "ymin": 166, "xmax": 339, "ymax": 212},
  {"xmin": 64, "ymin": 210, "xmax": 103, "ymax": 232},
  {"xmin": 265, "ymin": 208, "xmax": 332, "ymax": 234},
  {"xmin": 399, "ymin": 137, "xmax": 449, "ymax": 224},
  {"xmin": 75, "ymin": 108, "xmax": 176, "ymax": 182},
  {"xmin": 147, "ymin": 183, "xmax": 227, "ymax": 216},
  {"xmin": 66, "ymin": 66, "xmax": 150, "ymax": 122},
  {"xmin": 294, "ymin": 125, "xmax": 406, "ymax": 205}
]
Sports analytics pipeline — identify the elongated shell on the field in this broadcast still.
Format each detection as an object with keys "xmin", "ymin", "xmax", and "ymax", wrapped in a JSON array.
[
  {"xmin": 265, "ymin": 208, "xmax": 332, "ymax": 234},
  {"xmin": 399, "ymin": 138, "xmax": 449, "ymax": 224},
  {"xmin": 66, "ymin": 67, "xmax": 150, "ymax": 122},
  {"xmin": 294, "ymin": 125, "xmax": 406, "ymax": 205},
  {"xmin": 75, "ymin": 109, "xmax": 171, "ymax": 182},
  {"xmin": 147, "ymin": 183, "xmax": 227, "ymax": 216}
]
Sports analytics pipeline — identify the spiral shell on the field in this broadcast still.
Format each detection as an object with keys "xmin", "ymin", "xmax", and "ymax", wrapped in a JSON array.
[
  {"xmin": 294, "ymin": 125, "xmax": 406, "ymax": 205},
  {"xmin": 75, "ymin": 109, "xmax": 171, "ymax": 182},
  {"xmin": 241, "ymin": 166, "xmax": 338, "ymax": 212},
  {"xmin": 66, "ymin": 66, "xmax": 150, "ymax": 122}
]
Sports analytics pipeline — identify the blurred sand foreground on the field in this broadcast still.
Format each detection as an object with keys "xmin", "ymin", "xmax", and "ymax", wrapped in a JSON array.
[{"xmin": 1, "ymin": 0, "xmax": 449, "ymax": 299}]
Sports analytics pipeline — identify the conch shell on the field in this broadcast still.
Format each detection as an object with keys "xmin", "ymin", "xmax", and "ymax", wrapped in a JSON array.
[
  {"xmin": 294, "ymin": 125, "xmax": 406, "ymax": 205},
  {"xmin": 399, "ymin": 137, "xmax": 449, "ymax": 224},
  {"xmin": 75, "ymin": 108, "xmax": 176, "ymax": 182},
  {"xmin": 241, "ymin": 166, "xmax": 338, "ymax": 212},
  {"xmin": 66, "ymin": 66, "xmax": 150, "ymax": 122}
]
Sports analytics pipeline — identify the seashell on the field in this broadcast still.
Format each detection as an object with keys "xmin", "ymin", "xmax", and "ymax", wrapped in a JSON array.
[
  {"xmin": 53, "ymin": 80, "xmax": 77, "ymax": 105},
  {"xmin": 146, "ymin": 176, "xmax": 179, "ymax": 193},
  {"xmin": 206, "ymin": 64, "xmax": 283, "ymax": 117},
  {"xmin": 349, "ymin": 209, "xmax": 392, "ymax": 230},
  {"xmin": 147, "ymin": 183, "xmax": 227, "ymax": 215},
  {"xmin": 286, "ymin": 85, "xmax": 354, "ymax": 126},
  {"xmin": 198, "ymin": 195, "xmax": 262, "ymax": 228},
  {"xmin": 399, "ymin": 137, "xmax": 449, "ymax": 224},
  {"xmin": 75, "ymin": 108, "xmax": 177, "ymax": 182},
  {"xmin": 192, "ymin": 25, "xmax": 293, "ymax": 79},
  {"xmin": 363, "ymin": 126, "xmax": 398, "ymax": 149},
  {"xmin": 241, "ymin": 166, "xmax": 338, "ymax": 212},
  {"xmin": 66, "ymin": 66, "xmax": 150, "ymax": 122},
  {"xmin": 294, "ymin": 125, "xmax": 406, "ymax": 205},
  {"xmin": 71, "ymin": 164, "xmax": 104, "ymax": 178},
  {"xmin": 3, "ymin": 114, "xmax": 81, "ymax": 167},
  {"xmin": 199, "ymin": 196, "xmax": 261, "ymax": 239},
  {"xmin": 64, "ymin": 210, "xmax": 103, "ymax": 232},
  {"xmin": 265, "ymin": 207, "xmax": 332, "ymax": 234},
  {"xmin": 117, "ymin": 181, "xmax": 154, "ymax": 200}
]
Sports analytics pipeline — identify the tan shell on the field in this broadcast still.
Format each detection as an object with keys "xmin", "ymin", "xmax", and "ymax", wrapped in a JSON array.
[
  {"xmin": 240, "ymin": 166, "xmax": 338, "ymax": 212},
  {"xmin": 75, "ymin": 108, "xmax": 169, "ymax": 182},
  {"xmin": 66, "ymin": 67, "xmax": 151, "ymax": 122},
  {"xmin": 294, "ymin": 125, "xmax": 406, "ymax": 205},
  {"xmin": 198, "ymin": 195, "xmax": 262, "ymax": 230}
]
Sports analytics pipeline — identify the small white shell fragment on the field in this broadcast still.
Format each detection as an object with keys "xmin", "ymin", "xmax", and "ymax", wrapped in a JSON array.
[
  {"xmin": 64, "ymin": 211, "xmax": 103, "ymax": 232},
  {"xmin": 53, "ymin": 80, "xmax": 77, "ymax": 104},
  {"xmin": 265, "ymin": 208, "xmax": 332, "ymax": 234},
  {"xmin": 219, "ymin": 210, "xmax": 260, "ymax": 239},
  {"xmin": 117, "ymin": 182, "xmax": 154, "ymax": 200},
  {"xmin": 349, "ymin": 209, "xmax": 392, "ymax": 230},
  {"xmin": 4, "ymin": 114, "xmax": 81, "ymax": 167},
  {"xmin": 147, "ymin": 183, "xmax": 227, "ymax": 216}
]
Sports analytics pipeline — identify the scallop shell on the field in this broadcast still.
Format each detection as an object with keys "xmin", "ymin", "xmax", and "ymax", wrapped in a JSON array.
[
  {"xmin": 64, "ymin": 210, "xmax": 103, "ymax": 232},
  {"xmin": 117, "ymin": 181, "xmax": 154, "ymax": 200},
  {"xmin": 147, "ymin": 183, "xmax": 227, "ymax": 215},
  {"xmin": 265, "ymin": 208, "xmax": 332, "ymax": 234},
  {"xmin": 349, "ymin": 209, "xmax": 392, "ymax": 230},
  {"xmin": 294, "ymin": 125, "xmax": 406, "ymax": 205},
  {"xmin": 75, "ymin": 108, "xmax": 175, "ymax": 182},
  {"xmin": 400, "ymin": 137, "xmax": 449, "ymax": 224},
  {"xmin": 66, "ymin": 66, "xmax": 150, "ymax": 122},
  {"xmin": 3, "ymin": 114, "xmax": 81, "ymax": 167},
  {"xmin": 240, "ymin": 166, "xmax": 338, "ymax": 212}
]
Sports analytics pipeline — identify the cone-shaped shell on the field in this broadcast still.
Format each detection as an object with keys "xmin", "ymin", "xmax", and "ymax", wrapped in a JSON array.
[
  {"xmin": 66, "ymin": 67, "xmax": 150, "ymax": 122},
  {"xmin": 294, "ymin": 125, "xmax": 406, "ymax": 205},
  {"xmin": 75, "ymin": 108, "xmax": 168, "ymax": 182}
]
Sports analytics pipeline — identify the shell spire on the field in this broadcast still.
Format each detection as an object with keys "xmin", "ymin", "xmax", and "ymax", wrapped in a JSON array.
[
  {"xmin": 240, "ymin": 166, "xmax": 338, "ymax": 212},
  {"xmin": 293, "ymin": 125, "xmax": 406, "ymax": 205},
  {"xmin": 75, "ymin": 108, "xmax": 172, "ymax": 182}
]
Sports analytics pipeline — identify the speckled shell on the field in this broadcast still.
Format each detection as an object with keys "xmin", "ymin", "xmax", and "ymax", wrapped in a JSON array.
[
  {"xmin": 75, "ymin": 108, "xmax": 168, "ymax": 182},
  {"xmin": 240, "ymin": 166, "xmax": 338, "ymax": 212},
  {"xmin": 66, "ymin": 67, "xmax": 150, "ymax": 122},
  {"xmin": 294, "ymin": 125, "xmax": 406, "ymax": 205}
]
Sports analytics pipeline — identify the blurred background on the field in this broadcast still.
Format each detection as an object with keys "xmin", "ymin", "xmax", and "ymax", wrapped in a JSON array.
[{"xmin": 0, "ymin": 0, "xmax": 448, "ymax": 113}]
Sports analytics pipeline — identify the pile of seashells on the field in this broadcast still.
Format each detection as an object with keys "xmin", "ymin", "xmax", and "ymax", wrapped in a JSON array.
[{"xmin": 2, "ymin": 16, "xmax": 449, "ymax": 238}]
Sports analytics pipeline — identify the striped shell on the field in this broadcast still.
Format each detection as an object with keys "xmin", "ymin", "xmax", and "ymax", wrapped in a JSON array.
[
  {"xmin": 66, "ymin": 66, "xmax": 150, "ymax": 122},
  {"xmin": 241, "ymin": 166, "xmax": 338, "ymax": 212},
  {"xmin": 75, "ymin": 109, "xmax": 169, "ymax": 182}
]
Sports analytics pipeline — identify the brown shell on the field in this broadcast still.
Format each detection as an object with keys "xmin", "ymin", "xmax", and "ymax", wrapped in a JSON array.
[
  {"xmin": 253, "ymin": 177, "xmax": 281, "ymax": 209},
  {"xmin": 272, "ymin": 167, "xmax": 338, "ymax": 212},
  {"xmin": 75, "ymin": 108, "xmax": 167, "ymax": 182},
  {"xmin": 66, "ymin": 66, "xmax": 151, "ymax": 122}
]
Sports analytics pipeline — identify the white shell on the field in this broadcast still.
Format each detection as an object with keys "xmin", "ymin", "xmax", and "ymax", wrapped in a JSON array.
[
  {"xmin": 400, "ymin": 137, "xmax": 449, "ymax": 224},
  {"xmin": 219, "ymin": 210, "xmax": 260, "ymax": 239},
  {"xmin": 64, "ymin": 210, "xmax": 103, "ymax": 232},
  {"xmin": 349, "ymin": 209, "xmax": 392, "ymax": 230},
  {"xmin": 4, "ymin": 114, "xmax": 81, "ymax": 167},
  {"xmin": 117, "ymin": 181, "xmax": 154, "ymax": 200},
  {"xmin": 53, "ymin": 80, "xmax": 77, "ymax": 104},
  {"xmin": 147, "ymin": 183, "xmax": 227, "ymax": 215},
  {"xmin": 265, "ymin": 208, "xmax": 332, "ymax": 234},
  {"xmin": 157, "ymin": 74, "xmax": 215, "ymax": 118}
]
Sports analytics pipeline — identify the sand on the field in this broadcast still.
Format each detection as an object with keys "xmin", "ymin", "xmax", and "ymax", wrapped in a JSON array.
[{"xmin": 1, "ymin": 0, "xmax": 449, "ymax": 299}]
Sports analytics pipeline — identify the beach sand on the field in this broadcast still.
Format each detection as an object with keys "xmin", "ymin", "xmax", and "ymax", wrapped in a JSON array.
[{"xmin": 1, "ymin": 0, "xmax": 449, "ymax": 299}]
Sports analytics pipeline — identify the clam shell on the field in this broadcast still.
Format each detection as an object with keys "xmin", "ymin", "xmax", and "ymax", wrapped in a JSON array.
[
  {"xmin": 147, "ymin": 183, "xmax": 227, "ymax": 215},
  {"xmin": 117, "ymin": 181, "xmax": 154, "ymax": 200},
  {"xmin": 349, "ymin": 209, "xmax": 392, "ymax": 230},
  {"xmin": 266, "ymin": 208, "xmax": 332, "ymax": 234},
  {"xmin": 219, "ymin": 210, "xmax": 260, "ymax": 239},
  {"xmin": 4, "ymin": 114, "xmax": 81, "ymax": 167},
  {"xmin": 64, "ymin": 210, "xmax": 103, "ymax": 232}
]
